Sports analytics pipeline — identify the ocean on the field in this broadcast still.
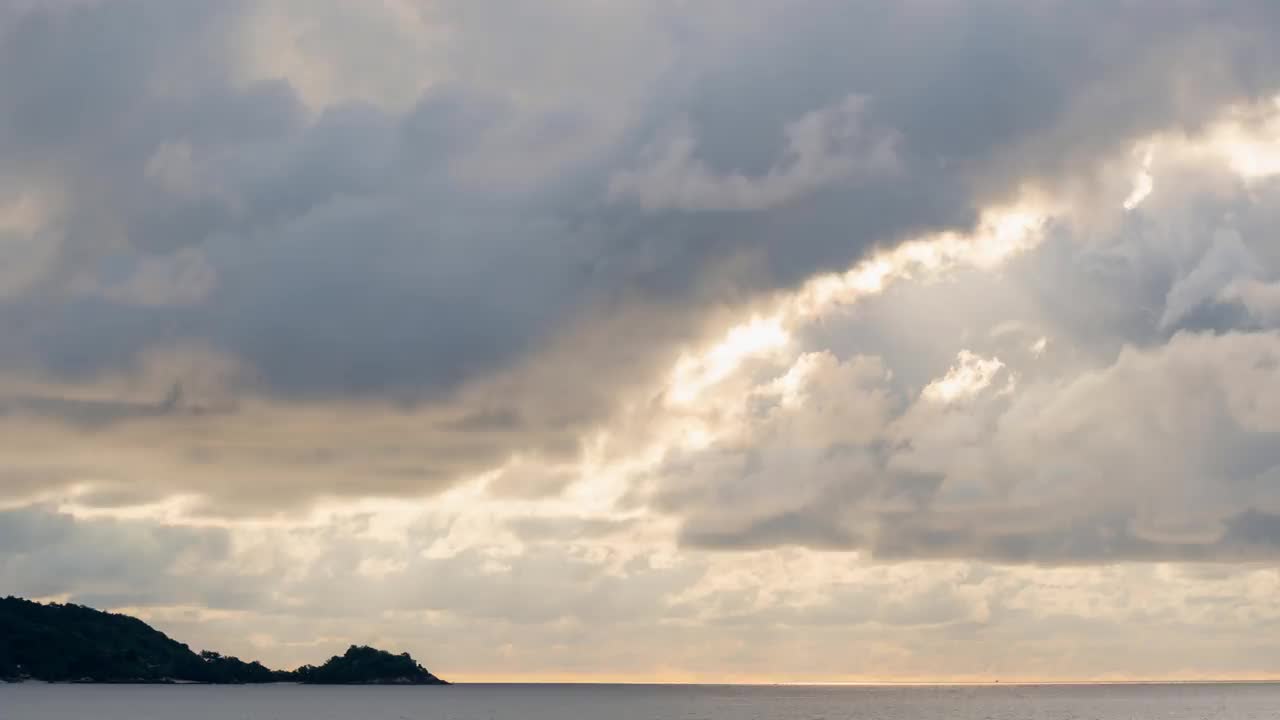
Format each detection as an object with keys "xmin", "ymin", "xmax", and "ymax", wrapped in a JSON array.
[{"xmin": 2, "ymin": 681, "xmax": 1277, "ymax": 719}]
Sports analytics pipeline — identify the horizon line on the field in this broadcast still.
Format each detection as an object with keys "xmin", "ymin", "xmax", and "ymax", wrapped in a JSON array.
[{"xmin": 439, "ymin": 677, "xmax": 1280, "ymax": 687}]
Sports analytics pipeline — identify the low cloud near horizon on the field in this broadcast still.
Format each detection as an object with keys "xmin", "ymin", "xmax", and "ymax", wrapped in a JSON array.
[{"xmin": 4, "ymin": 0, "xmax": 1280, "ymax": 682}]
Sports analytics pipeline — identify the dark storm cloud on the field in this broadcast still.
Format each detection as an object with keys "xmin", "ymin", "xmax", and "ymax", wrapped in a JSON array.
[{"xmin": 4, "ymin": 1, "xmax": 1279, "ymax": 394}]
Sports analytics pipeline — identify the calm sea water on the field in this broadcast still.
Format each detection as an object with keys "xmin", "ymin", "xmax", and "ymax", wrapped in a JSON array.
[{"xmin": 2, "ymin": 682, "xmax": 1278, "ymax": 720}]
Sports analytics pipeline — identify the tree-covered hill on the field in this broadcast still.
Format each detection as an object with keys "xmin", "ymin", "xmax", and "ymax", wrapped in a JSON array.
[
  {"xmin": 0, "ymin": 597, "xmax": 446, "ymax": 684},
  {"xmin": 295, "ymin": 645, "xmax": 446, "ymax": 684}
]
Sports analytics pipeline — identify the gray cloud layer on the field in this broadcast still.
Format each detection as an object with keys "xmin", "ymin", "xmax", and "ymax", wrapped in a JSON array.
[
  {"xmin": 4, "ymin": 1, "xmax": 1278, "ymax": 402},
  {"xmin": 5, "ymin": 1, "xmax": 1280, "ymax": 553}
]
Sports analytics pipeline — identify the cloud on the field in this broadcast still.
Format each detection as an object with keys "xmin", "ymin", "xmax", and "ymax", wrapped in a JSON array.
[
  {"xmin": 7, "ymin": 502, "xmax": 1280, "ymax": 681},
  {"xmin": 1160, "ymin": 227, "xmax": 1263, "ymax": 329},
  {"xmin": 0, "ymin": 506, "xmax": 259, "ymax": 609},
  {"xmin": 920, "ymin": 350, "xmax": 1006, "ymax": 404},
  {"xmin": 3, "ymin": 0, "xmax": 1276, "ymax": 411},
  {"xmin": 664, "ymin": 332, "xmax": 1280, "ymax": 562},
  {"xmin": 653, "ymin": 134, "xmax": 1280, "ymax": 562},
  {"xmin": 1221, "ymin": 278, "xmax": 1280, "ymax": 325},
  {"xmin": 608, "ymin": 95, "xmax": 899, "ymax": 211}
]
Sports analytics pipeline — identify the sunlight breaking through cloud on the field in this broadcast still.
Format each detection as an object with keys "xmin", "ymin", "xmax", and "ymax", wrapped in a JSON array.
[{"xmin": 663, "ymin": 201, "xmax": 1050, "ymax": 410}]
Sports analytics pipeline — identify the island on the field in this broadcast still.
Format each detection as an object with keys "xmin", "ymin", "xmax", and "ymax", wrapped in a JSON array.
[
  {"xmin": 293, "ymin": 645, "xmax": 444, "ymax": 685},
  {"xmin": 0, "ymin": 596, "xmax": 447, "ymax": 685}
]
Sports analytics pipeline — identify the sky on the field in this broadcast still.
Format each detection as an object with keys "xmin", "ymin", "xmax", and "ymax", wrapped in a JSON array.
[{"xmin": 4, "ymin": 0, "xmax": 1280, "ymax": 683}]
